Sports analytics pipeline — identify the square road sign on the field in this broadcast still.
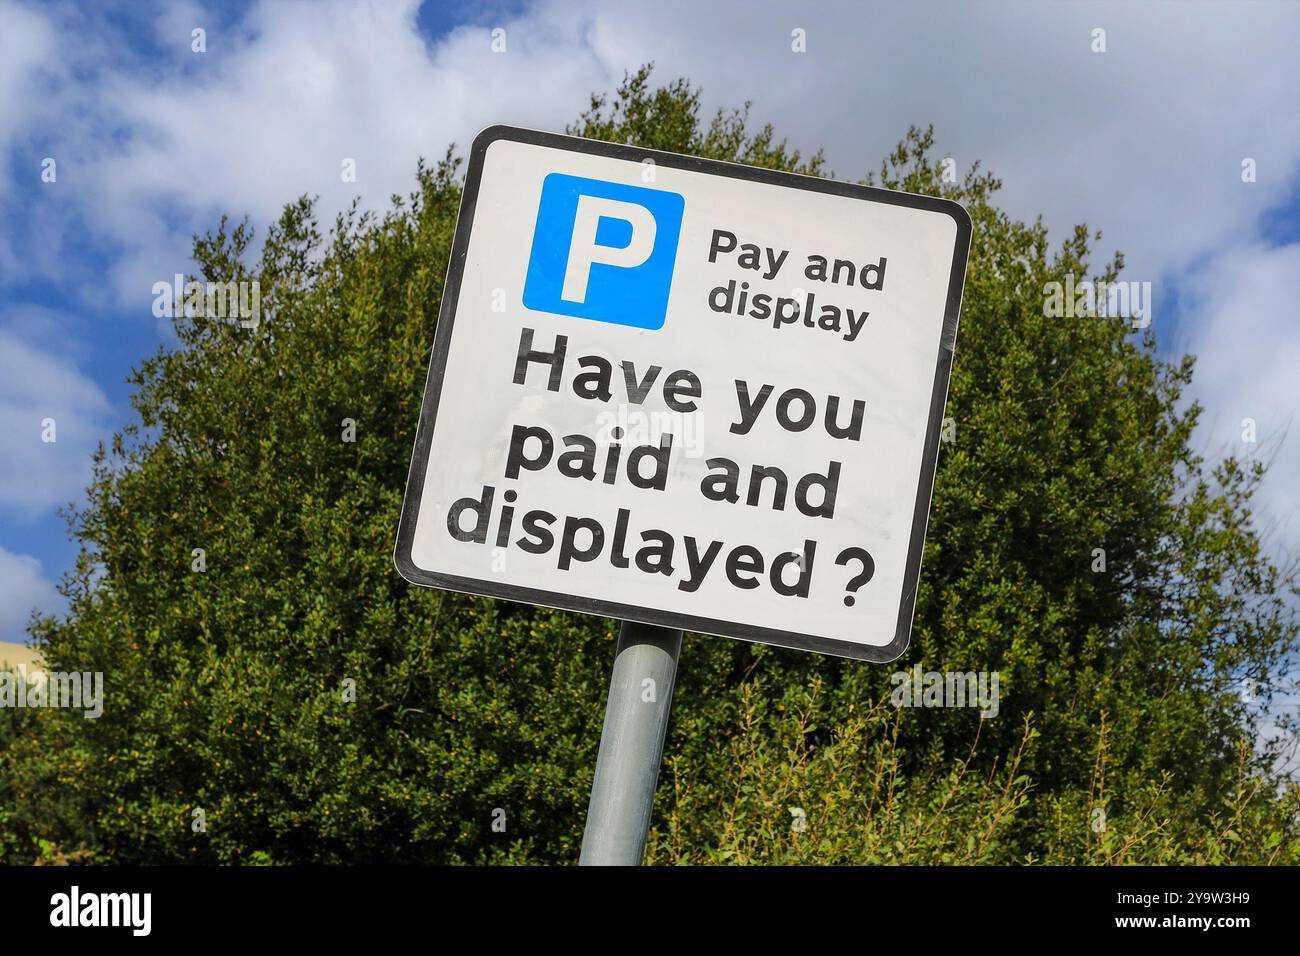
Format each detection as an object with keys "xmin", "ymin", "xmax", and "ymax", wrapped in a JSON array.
[{"xmin": 395, "ymin": 125, "xmax": 970, "ymax": 662}]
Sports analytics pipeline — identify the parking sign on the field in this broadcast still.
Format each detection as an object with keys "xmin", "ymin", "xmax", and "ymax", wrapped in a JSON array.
[{"xmin": 395, "ymin": 125, "xmax": 970, "ymax": 661}]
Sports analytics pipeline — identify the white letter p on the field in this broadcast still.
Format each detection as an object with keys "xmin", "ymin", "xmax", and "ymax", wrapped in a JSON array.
[{"xmin": 561, "ymin": 195, "xmax": 656, "ymax": 303}]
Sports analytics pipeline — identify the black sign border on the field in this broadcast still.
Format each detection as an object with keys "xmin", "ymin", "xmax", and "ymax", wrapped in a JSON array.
[{"xmin": 394, "ymin": 125, "xmax": 971, "ymax": 662}]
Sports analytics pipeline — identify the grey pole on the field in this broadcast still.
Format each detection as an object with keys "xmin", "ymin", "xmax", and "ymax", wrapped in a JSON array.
[{"xmin": 579, "ymin": 620, "xmax": 683, "ymax": 866}]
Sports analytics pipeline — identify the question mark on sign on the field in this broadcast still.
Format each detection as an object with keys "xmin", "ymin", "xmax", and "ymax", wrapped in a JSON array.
[{"xmin": 835, "ymin": 547, "xmax": 875, "ymax": 606}]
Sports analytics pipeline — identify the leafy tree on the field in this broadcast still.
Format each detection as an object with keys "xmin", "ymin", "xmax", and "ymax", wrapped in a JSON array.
[{"xmin": 2, "ymin": 66, "xmax": 1296, "ymax": 864}]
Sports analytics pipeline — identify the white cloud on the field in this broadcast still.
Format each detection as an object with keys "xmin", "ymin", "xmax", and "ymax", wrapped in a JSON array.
[
  {"xmin": 1181, "ymin": 240, "xmax": 1300, "ymax": 546},
  {"xmin": 0, "ymin": 0, "xmax": 58, "ymax": 273},
  {"xmin": 31, "ymin": 0, "xmax": 611, "ymax": 308},
  {"xmin": 0, "ymin": 0, "xmax": 55, "ymax": 176},
  {"xmin": 0, "ymin": 546, "xmax": 61, "ymax": 643},
  {"xmin": 0, "ymin": 326, "xmax": 112, "ymax": 516}
]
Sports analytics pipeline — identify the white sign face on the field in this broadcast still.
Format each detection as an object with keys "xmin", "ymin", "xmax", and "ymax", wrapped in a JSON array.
[{"xmin": 395, "ymin": 126, "xmax": 970, "ymax": 661}]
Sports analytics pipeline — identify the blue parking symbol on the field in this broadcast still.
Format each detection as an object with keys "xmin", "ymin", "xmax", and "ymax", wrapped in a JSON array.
[{"xmin": 523, "ymin": 174, "xmax": 684, "ymax": 330}]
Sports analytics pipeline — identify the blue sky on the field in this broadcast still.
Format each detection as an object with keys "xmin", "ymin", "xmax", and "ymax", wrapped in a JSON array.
[{"xmin": 2, "ymin": 0, "xmax": 1299, "ymax": 648}]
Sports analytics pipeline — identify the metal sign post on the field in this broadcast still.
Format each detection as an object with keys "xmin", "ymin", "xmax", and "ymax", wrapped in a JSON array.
[{"xmin": 579, "ymin": 621, "xmax": 682, "ymax": 866}]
